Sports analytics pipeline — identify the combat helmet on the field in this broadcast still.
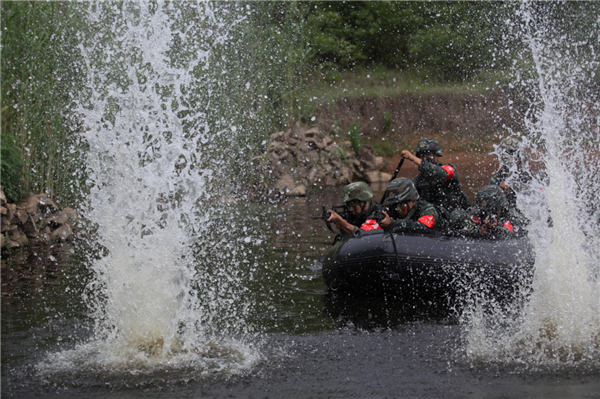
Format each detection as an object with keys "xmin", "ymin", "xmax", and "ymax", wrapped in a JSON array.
[
  {"xmin": 382, "ymin": 178, "xmax": 420, "ymax": 206},
  {"xmin": 476, "ymin": 184, "xmax": 508, "ymax": 211},
  {"xmin": 415, "ymin": 138, "xmax": 443, "ymax": 157},
  {"xmin": 342, "ymin": 182, "xmax": 373, "ymax": 204}
]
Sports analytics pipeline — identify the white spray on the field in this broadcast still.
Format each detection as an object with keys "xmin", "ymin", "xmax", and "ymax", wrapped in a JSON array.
[
  {"xmin": 463, "ymin": 3, "xmax": 600, "ymax": 370},
  {"xmin": 37, "ymin": 1, "xmax": 261, "ymax": 379}
]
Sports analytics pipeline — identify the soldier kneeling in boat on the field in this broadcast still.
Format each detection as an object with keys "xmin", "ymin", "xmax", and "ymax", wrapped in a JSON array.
[
  {"xmin": 460, "ymin": 184, "xmax": 528, "ymax": 238},
  {"xmin": 327, "ymin": 182, "xmax": 385, "ymax": 235},
  {"xmin": 378, "ymin": 177, "xmax": 446, "ymax": 232}
]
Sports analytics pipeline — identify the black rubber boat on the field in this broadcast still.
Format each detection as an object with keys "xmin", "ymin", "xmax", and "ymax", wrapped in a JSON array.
[{"xmin": 322, "ymin": 229, "xmax": 535, "ymax": 305}]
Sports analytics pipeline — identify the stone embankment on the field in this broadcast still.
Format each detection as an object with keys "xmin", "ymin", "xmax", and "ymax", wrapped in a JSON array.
[
  {"xmin": 265, "ymin": 124, "xmax": 391, "ymax": 196},
  {"xmin": 1, "ymin": 187, "xmax": 75, "ymax": 250}
]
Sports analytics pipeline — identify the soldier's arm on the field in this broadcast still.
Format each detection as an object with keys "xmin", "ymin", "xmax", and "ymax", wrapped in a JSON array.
[
  {"xmin": 418, "ymin": 160, "xmax": 456, "ymax": 184},
  {"xmin": 326, "ymin": 210, "xmax": 357, "ymax": 235}
]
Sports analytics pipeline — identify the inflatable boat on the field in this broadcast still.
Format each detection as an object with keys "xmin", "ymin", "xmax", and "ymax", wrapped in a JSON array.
[{"xmin": 322, "ymin": 229, "xmax": 535, "ymax": 305}]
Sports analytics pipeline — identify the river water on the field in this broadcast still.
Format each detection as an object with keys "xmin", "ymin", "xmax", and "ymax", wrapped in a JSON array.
[
  {"xmin": 2, "ymin": 2, "xmax": 600, "ymax": 398},
  {"xmin": 2, "ymin": 180, "xmax": 599, "ymax": 398}
]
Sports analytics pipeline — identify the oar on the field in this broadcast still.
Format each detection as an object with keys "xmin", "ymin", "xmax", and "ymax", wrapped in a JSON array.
[{"xmin": 380, "ymin": 158, "xmax": 404, "ymax": 204}]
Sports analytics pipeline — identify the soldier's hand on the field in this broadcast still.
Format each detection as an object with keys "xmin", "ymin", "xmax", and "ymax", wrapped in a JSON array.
[
  {"xmin": 327, "ymin": 210, "xmax": 342, "ymax": 224},
  {"xmin": 379, "ymin": 210, "xmax": 392, "ymax": 228},
  {"xmin": 401, "ymin": 150, "xmax": 420, "ymax": 165}
]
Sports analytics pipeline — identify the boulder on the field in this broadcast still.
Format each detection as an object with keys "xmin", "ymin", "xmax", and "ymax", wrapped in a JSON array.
[
  {"xmin": 20, "ymin": 195, "xmax": 40, "ymax": 215},
  {"xmin": 15, "ymin": 208, "xmax": 29, "ymax": 225},
  {"xmin": 287, "ymin": 184, "xmax": 307, "ymax": 197},
  {"xmin": 39, "ymin": 194, "xmax": 59, "ymax": 212},
  {"xmin": 21, "ymin": 214, "xmax": 39, "ymax": 236},
  {"xmin": 8, "ymin": 229, "xmax": 28, "ymax": 248},
  {"xmin": 366, "ymin": 171, "xmax": 393, "ymax": 184},
  {"xmin": 269, "ymin": 140, "xmax": 286, "ymax": 154},
  {"xmin": 270, "ymin": 131, "xmax": 285, "ymax": 142},
  {"xmin": 51, "ymin": 224, "xmax": 73, "ymax": 242},
  {"xmin": 1, "ymin": 216, "xmax": 8, "ymax": 233},
  {"xmin": 43, "ymin": 211, "xmax": 69, "ymax": 227},
  {"xmin": 275, "ymin": 174, "xmax": 295, "ymax": 193},
  {"xmin": 5, "ymin": 203, "xmax": 16, "ymax": 224},
  {"xmin": 63, "ymin": 207, "xmax": 78, "ymax": 222}
]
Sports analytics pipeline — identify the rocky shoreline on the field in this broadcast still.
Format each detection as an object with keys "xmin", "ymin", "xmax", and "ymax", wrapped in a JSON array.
[
  {"xmin": 263, "ymin": 124, "xmax": 392, "ymax": 197},
  {"xmin": 1, "ymin": 188, "xmax": 76, "ymax": 250}
]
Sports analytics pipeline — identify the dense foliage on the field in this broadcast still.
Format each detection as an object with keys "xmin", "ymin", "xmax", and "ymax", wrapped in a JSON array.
[
  {"xmin": 2, "ymin": 1, "xmax": 597, "ymax": 205},
  {"xmin": 1, "ymin": 2, "xmax": 86, "ymax": 204},
  {"xmin": 301, "ymin": 2, "xmax": 511, "ymax": 82}
]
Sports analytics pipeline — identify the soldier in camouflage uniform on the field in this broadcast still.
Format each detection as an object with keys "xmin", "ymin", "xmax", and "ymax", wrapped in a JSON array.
[
  {"xmin": 461, "ymin": 184, "xmax": 527, "ymax": 238},
  {"xmin": 490, "ymin": 136, "xmax": 530, "ymax": 210},
  {"xmin": 327, "ymin": 182, "xmax": 385, "ymax": 235},
  {"xmin": 379, "ymin": 178, "xmax": 446, "ymax": 232},
  {"xmin": 400, "ymin": 139, "xmax": 469, "ymax": 214}
]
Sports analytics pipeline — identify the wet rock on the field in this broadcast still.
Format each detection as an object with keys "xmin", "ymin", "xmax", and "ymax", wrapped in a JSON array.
[
  {"xmin": 1, "ymin": 215, "xmax": 8, "ymax": 233},
  {"xmin": 288, "ymin": 184, "xmax": 307, "ymax": 197},
  {"xmin": 15, "ymin": 209, "xmax": 29, "ymax": 225},
  {"xmin": 21, "ymin": 214, "xmax": 39, "ymax": 236},
  {"xmin": 51, "ymin": 224, "xmax": 72, "ymax": 242},
  {"xmin": 8, "ymin": 229, "xmax": 28, "ymax": 248},
  {"xmin": 39, "ymin": 194, "xmax": 58, "ymax": 212},
  {"xmin": 275, "ymin": 174, "xmax": 295, "ymax": 194},
  {"xmin": 270, "ymin": 131, "xmax": 285, "ymax": 142},
  {"xmin": 0, "ymin": 191, "xmax": 76, "ymax": 250},
  {"xmin": 366, "ymin": 171, "xmax": 393, "ymax": 184},
  {"xmin": 5, "ymin": 203, "xmax": 16, "ymax": 224},
  {"xmin": 263, "ymin": 125, "xmax": 388, "ymax": 200},
  {"xmin": 43, "ymin": 211, "xmax": 69, "ymax": 227}
]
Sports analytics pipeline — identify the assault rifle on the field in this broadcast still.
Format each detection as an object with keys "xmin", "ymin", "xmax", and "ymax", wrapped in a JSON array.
[
  {"xmin": 313, "ymin": 205, "xmax": 388, "ymax": 232},
  {"xmin": 312, "ymin": 205, "xmax": 347, "ymax": 232}
]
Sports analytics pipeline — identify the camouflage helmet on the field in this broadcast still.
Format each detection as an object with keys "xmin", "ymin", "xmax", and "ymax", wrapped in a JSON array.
[
  {"xmin": 342, "ymin": 181, "xmax": 373, "ymax": 203},
  {"xmin": 415, "ymin": 138, "xmax": 443, "ymax": 157},
  {"xmin": 499, "ymin": 136, "xmax": 520, "ymax": 155},
  {"xmin": 382, "ymin": 177, "xmax": 420, "ymax": 206},
  {"xmin": 476, "ymin": 184, "xmax": 508, "ymax": 211}
]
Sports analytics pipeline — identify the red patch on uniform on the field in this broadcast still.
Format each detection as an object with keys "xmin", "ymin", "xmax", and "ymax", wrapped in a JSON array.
[
  {"xmin": 472, "ymin": 215, "xmax": 481, "ymax": 224},
  {"xmin": 417, "ymin": 215, "xmax": 435, "ymax": 228},
  {"xmin": 361, "ymin": 219, "xmax": 381, "ymax": 231},
  {"xmin": 503, "ymin": 220, "xmax": 514, "ymax": 233},
  {"xmin": 441, "ymin": 164, "xmax": 455, "ymax": 181}
]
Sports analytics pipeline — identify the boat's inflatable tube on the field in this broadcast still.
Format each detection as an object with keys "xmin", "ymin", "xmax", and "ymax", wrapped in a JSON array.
[{"xmin": 322, "ymin": 229, "xmax": 535, "ymax": 302}]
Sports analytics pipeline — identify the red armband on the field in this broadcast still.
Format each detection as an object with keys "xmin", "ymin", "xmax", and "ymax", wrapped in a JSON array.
[
  {"xmin": 472, "ymin": 215, "xmax": 481, "ymax": 224},
  {"xmin": 441, "ymin": 164, "xmax": 455, "ymax": 181},
  {"xmin": 502, "ymin": 220, "xmax": 514, "ymax": 233},
  {"xmin": 360, "ymin": 219, "xmax": 381, "ymax": 231},
  {"xmin": 417, "ymin": 215, "xmax": 435, "ymax": 228}
]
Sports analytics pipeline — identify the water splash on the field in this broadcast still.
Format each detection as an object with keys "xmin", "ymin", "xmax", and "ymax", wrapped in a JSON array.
[
  {"xmin": 462, "ymin": 3, "xmax": 600, "ymax": 371},
  {"xmin": 37, "ymin": 1, "xmax": 263, "ymax": 382}
]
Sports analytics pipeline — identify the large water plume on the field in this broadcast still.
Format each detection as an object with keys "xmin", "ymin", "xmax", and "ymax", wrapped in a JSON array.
[
  {"xmin": 462, "ymin": 3, "xmax": 600, "ymax": 371},
  {"xmin": 36, "ymin": 1, "xmax": 267, "ymax": 382}
]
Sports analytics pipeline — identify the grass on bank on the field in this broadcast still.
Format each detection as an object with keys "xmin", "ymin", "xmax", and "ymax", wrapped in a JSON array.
[{"xmin": 303, "ymin": 66, "xmax": 509, "ymax": 107}]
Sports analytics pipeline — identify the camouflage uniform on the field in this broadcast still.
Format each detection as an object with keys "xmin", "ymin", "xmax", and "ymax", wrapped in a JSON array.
[
  {"xmin": 412, "ymin": 139, "xmax": 469, "ymax": 213},
  {"xmin": 461, "ymin": 185, "xmax": 527, "ymax": 238},
  {"xmin": 382, "ymin": 178, "xmax": 446, "ymax": 232},
  {"xmin": 341, "ymin": 182, "xmax": 384, "ymax": 233},
  {"xmin": 489, "ymin": 136, "xmax": 531, "ymax": 210}
]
